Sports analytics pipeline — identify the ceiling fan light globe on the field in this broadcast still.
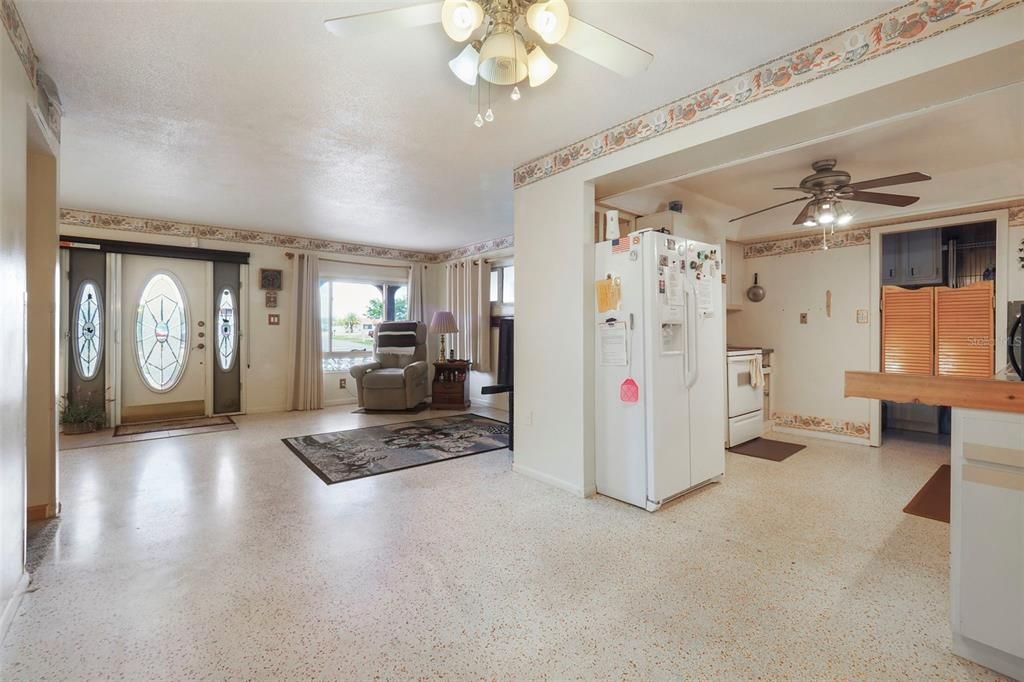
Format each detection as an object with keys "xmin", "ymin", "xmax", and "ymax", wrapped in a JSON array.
[
  {"xmin": 448, "ymin": 43, "xmax": 481, "ymax": 85},
  {"xmin": 837, "ymin": 212, "xmax": 853, "ymax": 226},
  {"xmin": 818, "ymin": 211, "xmax": 835, "ymax": 224},
  {"xmin": 526, "ymin": 0, "xmax": 570, "ymax": 43},
  {"xmin": 441, "ymin": 0, "xmax": 483, "ymax": 42},
  {"xmin": 478, "ymin": 31, "xmax": 529, "ymax": 85},
  {"xmin": 527, "ymin": 45, "xmax": 558, "ymax": 87},
  {"xmin": 803, "ymin": 218, "xmax": 818, "ymax": 227}
]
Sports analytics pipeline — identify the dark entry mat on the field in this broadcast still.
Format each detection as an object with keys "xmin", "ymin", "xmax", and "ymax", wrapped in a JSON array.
[
  {"xmin": 728, "ymin": 437, "xmax": 806, "ymax": 462},
  {"xmin": 903, "ymin": 464, "xmax": 950, "ymax": 524},
  {"xmin": 114, "ymin": 415, "xmax": 235, "ymax": 437}
]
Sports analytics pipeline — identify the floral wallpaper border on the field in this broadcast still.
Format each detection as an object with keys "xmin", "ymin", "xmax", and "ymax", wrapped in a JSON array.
[
  {"xmin": 512, "ymin": 0, "xmax": 1020, "ymax": 190},
  {"xmin": 773, "ymin": 411, "xmax": 871, "ymax": 441},
  {"xmin": 60, "ymin": 208, "xmax": 514, "ymax": 264},
  {"xmin": 744, "ymin": 228, "xmax": 871, "ymax": 259},
  {"xmin": 2, "ymin": 0, "xmax": 61, "ymax": 141}
]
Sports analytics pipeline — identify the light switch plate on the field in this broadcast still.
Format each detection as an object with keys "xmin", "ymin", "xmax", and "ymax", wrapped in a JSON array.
[
  {"xmin": 856, "ymin": 309, "xmax": 869, "ymax": 324},
  {"xmin": 268, "ymin": 314, "xmax": 280, "ymax": 326},
  {"xmin": 800, "ymin": 312, "xmax": 808, "ymax": 324}
]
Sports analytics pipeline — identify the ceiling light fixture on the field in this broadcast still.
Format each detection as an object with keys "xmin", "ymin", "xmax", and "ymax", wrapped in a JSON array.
[
  {"xmin": 835, "ymin": 200, "xmax": 853, "ymax": 226},
  {"xmin": 441, "ymin": 0, "xmax": 484, "ymax": 42},
  {"xmin": 526, "ymin": 0, "xmax": 570, "ymax": 43},
  {"xmin": 448, "ymin": 42, "xmax": 482, "ymax": 85},
  {"xmin": 478, "ymin": 30, "xmax": 529, "ymax": 86}
]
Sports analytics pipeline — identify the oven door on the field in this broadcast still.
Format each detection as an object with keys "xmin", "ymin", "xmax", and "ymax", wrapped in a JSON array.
[{"xmin": 727, "ymin": 354, "xmax": 763, "ymax": 418}]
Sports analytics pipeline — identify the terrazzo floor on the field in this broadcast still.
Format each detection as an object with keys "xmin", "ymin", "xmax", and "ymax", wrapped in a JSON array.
[{"xmin": 0, "ymin": 409, "xmax": 1005, "ymax": 680}]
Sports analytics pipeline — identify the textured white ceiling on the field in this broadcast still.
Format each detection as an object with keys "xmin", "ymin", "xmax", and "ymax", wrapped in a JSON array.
[
  {"xmin": 602, "ymin": 84, "xmax": 1024, "ymax": 240},
  {"xmin": 22, "ymin": 0, "xmax": 898, "ymax": 251}
]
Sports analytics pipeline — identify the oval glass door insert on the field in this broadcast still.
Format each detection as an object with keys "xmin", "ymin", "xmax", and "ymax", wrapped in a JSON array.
[
  {"xmin": 216, "ymin": 287, "xmax": 236, "ymax": 371},
  {"xmin": 74, "ymin": 280, "xmax": 103, "ymax": 381},
  {"xmin": 135, "ymin": 273, "xmax": 189, "ymax": 391}
]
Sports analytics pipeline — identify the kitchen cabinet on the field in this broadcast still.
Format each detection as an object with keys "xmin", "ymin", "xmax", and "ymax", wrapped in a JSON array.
[
  {"xmin": 725, "ymin": 241, "xmax": 746, "ymax": 311},
  {"xmin": 881, "ymin": 228, "xmax": 942, "ymax": 285}
]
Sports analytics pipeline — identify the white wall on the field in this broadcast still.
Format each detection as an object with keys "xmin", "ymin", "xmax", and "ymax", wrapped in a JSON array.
[
  {"xmin": 511, "ymin": 13, "xmax": 1023, "ymax": 496},
  {"xmin": 728, "ymin": 244, "xmax": 872, "ymax": 434}
]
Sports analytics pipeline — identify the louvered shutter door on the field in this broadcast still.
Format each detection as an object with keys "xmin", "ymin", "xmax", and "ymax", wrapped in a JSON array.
[
  {"xmin": 882, "ymin": 286, "xmax": 934, "ymax": 375},
  {"xmin": 935, "ymin": 281, "xmax": 994, "ymax": 377}
]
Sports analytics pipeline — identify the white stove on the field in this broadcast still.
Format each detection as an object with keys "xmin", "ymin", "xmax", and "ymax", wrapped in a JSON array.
[{"xmin": 726, "ymin": 348, "xmax": 763, "ymax": 446}]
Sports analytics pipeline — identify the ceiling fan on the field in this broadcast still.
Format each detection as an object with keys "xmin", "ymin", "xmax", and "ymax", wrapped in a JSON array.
[
  {"xmin": 324, "ymin": 0, "xmax": 653, "ymax": 124},
  {"xmin": 728, "ymin": 159, "xmax": 932, "ymax": 228}
]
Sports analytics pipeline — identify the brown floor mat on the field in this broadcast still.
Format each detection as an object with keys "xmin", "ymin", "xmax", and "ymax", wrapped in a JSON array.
[
  {"xmin": 727, "ymin": 437, "xmax": 806, "ymax": 462},
  {"xmin": 903, "ymin": 464, "xmax": 950, "ymax": 523},
  {"xmin": 114, "ymin": 415, "xmax": 235, "ymax": 437}
]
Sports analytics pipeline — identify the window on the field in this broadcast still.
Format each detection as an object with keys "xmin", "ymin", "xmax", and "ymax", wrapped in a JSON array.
[
  {"xmin": 490, "ymin": 264, "xmax": 514, "ymax": 314},
  {"xmin": 216, "ymin": 287, "xmax": 237, "ymax": 371},
  {"xmin": 320, "ymin": 279, "xmax": 407, "ymax": 371},
  {"xmin": 73, "ymin": 280, "xmax": 103, "ymax": 381},
  {"xmin": 135, "ymin": 273, "xmax": 188, "ymax": 391}
]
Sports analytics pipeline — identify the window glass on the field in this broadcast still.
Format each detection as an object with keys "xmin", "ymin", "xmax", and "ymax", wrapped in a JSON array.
[
  {"xmin": 391, "ymin": 285, "xmax": 408, "ymax": 321},
  {"xmin": 501, "ymin": 266, "xmax": 515, "ymax": 304},
  {"xmin": 489, "ymin": 270, "xmax": 499, "ymax": 302},
  {"xmin": 135, "ymin": 273, "xmax": 188, "ymax": 391},
  {"xmin": 320, "ymin": 278, "xmax": 410, "ymax": 370},
  {"xmin": 74, "ymin": 280, "xmax": 103, "ymax": 380},
  {"xmin": 216, "ymin": 288, "xmax": 236, "ymax": 371}
]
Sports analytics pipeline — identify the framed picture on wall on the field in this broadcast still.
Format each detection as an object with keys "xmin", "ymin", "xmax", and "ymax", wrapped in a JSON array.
[{"xmin": 260, "ymin": 268, "xmax": 283, "ymax": 291}]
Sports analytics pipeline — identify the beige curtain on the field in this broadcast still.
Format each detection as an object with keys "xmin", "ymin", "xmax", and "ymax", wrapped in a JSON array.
[
  {"xmin": 287, "ymin": 253, "xmax": 323, "ymax": 410},
  {"xmin": 407, "ymin": 264, "xmax": 425, "ymax": 323},
  {"xmin": 445, "ymin": 258, "xmax": 490, "ymax": 372}
]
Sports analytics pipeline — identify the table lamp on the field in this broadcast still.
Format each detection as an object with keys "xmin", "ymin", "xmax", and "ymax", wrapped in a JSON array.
[{"xmin": 429, "ymin": 311, "xmax": 459, "ymax": 362}]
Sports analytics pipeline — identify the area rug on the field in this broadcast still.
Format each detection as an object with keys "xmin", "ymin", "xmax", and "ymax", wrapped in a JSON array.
[
  {"xmin": 282, "ymin": 414, "xmax": 509, "ymax": 485},
  {"xmin": 727, "ymin": 437, "xmax": 806, "ymax": 462},
  {"xmin": 903, "ymin": 464, "xmax": 950, "ymax": 523},
  {"xmin": 113, "ymin": 415, "xmax": 236, "ymax": 437}
]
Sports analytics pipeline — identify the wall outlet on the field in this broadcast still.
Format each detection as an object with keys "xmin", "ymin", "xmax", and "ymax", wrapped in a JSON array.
[
  {"xmin": 856, "ymin": 309, "xmax": 869, "ymax": 324},
  {"xmin": 339, "ymin": 378, "xmax": 346, "ymax": 389},
  {"xmin": 799, "ymin": 312, "xmax": 808, "ymax": 324},
  {"xmin": 267, "ymin": 314, "xmax": 280, "ymax": 326}
]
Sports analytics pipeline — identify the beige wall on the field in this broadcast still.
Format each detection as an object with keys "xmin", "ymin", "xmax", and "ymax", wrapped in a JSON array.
[{"xmin": 727, "ymin": 244, "xmax": 872, "ymax": 436}]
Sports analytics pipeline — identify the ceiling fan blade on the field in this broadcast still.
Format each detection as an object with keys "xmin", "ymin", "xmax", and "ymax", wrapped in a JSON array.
[
  {"xmin": 557, "ymin": 16, "xmax": 653, "ymax": 77},
  {"xmin": 324, "ymin": 2, "xmax": 441, "ymax": 37},
  {"xmin": 728, "ymin": 197, "xmax": 806, "ymax": 223},
  {"xmin": 847, "ymin": 172, "xmax": 931, "ymax": 191},
  {"xmin": 773, "ymin": 186, "xmax": 810, "ymax": 192},
  {"xmin": 792, "ymin": 200, "xmax": 816, "ymax": 226},
  {"xmin": 845, "ymin": 190, "xmax": 920, "ymax": 207}
]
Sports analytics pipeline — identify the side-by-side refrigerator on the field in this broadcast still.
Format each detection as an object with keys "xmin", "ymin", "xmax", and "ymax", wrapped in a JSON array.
[{"xmin": 595, "ymin": 230, "xmax": 725, "ymax": 511}]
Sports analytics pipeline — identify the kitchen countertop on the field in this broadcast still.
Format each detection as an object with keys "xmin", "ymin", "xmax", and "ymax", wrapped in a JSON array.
[{"xmin": 845, "ymin": 370, "xmax": 1024, "ymax": 414}]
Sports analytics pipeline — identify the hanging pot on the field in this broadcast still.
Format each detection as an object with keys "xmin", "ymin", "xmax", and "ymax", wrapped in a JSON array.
[{"xmin": 746, "ymin": 273, "xmax": 765, "ymax": 302}]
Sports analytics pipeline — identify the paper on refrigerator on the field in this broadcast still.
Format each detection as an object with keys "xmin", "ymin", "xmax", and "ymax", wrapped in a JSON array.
[{"xmin": 598, "ymin": 321, "xmax": 628, "ymax": 366}]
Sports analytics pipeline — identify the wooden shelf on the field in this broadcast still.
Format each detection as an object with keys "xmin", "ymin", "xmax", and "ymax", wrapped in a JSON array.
[{"xmin": 845, "ymin": 371, "xmax": 1024, "ymax": 414}]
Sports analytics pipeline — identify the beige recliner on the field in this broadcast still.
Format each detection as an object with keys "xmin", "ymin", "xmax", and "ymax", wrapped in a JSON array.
[{"xmin": 350, "ymin": 322, "xmax": 428, "ymax": 410}]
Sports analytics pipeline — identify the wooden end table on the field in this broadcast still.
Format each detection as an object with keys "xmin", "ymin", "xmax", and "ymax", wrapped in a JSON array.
[{"xmin": 432, "ymin": 360, "xmax": 471, "ymax": 409}]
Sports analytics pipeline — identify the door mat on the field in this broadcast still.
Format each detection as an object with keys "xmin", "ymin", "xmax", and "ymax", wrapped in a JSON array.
[
  {"xmin": 727, "ymin": 437, "xmax": 806, "ymax": 462},
  {"xmin": 903, "ymin": 464, "xmax": 950, "ymax": 523},
  {"xmin": 114, "ymin": 415, "xmax": 236, "ymax": 437},
  {"xmin": 282, "ymin": 414, "xmax": 509, "ymax": 485},
  {"xmin": 352, "ymin": 402, "xmax": 429, "ymax": 415}
]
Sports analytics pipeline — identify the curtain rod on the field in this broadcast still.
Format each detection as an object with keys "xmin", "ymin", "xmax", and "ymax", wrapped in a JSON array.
[{"xmin": 288, "ymin": 250, "xmax": 407, "ymax": 270}]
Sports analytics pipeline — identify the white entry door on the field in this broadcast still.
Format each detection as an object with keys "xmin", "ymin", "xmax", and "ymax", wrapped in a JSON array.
[{"xmin": 121, "ymin": 255, "xmax": 211, "ymax": 422}]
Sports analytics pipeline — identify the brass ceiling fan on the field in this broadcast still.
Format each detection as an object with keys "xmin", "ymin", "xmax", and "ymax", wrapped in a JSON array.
[{"xmin": 729, "ymin": 159, "xmax": 932, "ymax": 227}]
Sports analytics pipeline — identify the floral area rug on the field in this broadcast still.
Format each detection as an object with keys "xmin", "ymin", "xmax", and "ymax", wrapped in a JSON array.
[{"xmin": 281, "ymin": 414, "xmax": 509, "ymax": 485}]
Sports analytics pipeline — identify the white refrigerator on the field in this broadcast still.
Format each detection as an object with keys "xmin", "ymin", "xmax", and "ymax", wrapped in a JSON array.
[{"xmin": 595, "ymin": 230, "xmax": 725, "ymax": 511}]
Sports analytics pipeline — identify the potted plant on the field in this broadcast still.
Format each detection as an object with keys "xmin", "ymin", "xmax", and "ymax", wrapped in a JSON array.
[{"xmin": 60, "ymin": 391, "xmax": 107, "ymax": 434}]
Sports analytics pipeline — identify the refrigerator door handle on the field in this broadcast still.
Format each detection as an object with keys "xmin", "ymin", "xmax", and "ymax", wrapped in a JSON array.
[{"xmin": 685, "ymin": 277, "xmax": 699, "ymax": 388}]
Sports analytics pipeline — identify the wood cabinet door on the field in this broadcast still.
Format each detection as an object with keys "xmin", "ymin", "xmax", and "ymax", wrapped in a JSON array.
[{"xmin": 882, "ymin": 285, "xmax": 934, "ymax": 375}]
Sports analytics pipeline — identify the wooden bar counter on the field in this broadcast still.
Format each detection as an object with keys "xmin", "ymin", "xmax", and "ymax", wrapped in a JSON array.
[{"xmin": 845, "ymin": 370, "xmax": 1024, "ymax": 413}]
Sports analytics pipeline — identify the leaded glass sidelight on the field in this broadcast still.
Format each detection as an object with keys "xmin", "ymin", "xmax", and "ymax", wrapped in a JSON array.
[
  {"xmin": 216, "ymin": 288, "xmax": 236, "ymax": 371},
  {"xmin": 74, "ymin": 280, "xmax": 103, "ymax": 381},
  {"xmin": 135, "ymin": 273, "xmax": 188, "ymax": 391}
]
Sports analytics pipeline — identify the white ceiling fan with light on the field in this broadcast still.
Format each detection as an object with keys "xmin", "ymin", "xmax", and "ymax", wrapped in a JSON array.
[{"xmin": 324, "ymin": 0, "xmax": 654, "ymax": 126}]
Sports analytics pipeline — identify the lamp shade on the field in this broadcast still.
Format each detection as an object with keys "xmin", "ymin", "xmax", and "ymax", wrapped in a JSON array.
[
  {"xmin": 478, "ymin": 30, "xmax": 528, "ymax": 85},
  {"xmin": 430, "ymin": 311, "xmax": 459, "ymax": 334},
  {"xmin": 441, "ymin": 0, "xmax": 483, "ymax": 42},
  {"xmin": 449, "ymin": 43, "xmax": 480, "ymax": 85},
  {"xmin": 527, "ymin": 44, "xmax": 558, "ymax": 87},
  {"xmin": 526, "ymin": 0, "xmax": 570, "ymax": 44}
]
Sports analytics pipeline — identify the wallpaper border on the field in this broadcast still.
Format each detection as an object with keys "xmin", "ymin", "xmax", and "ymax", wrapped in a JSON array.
[
  {"xmin": 512, "ymin": 0, "xmax": 1020, "ymax": 190},
  {"xmin": 773, "ymin": 411, "xmax": 871, "ymax": 441},
  {"xmin": 2, "ymin": 0, "xmax": 61, "ymax": 141},
  {"xmin": 60, "ymin": 208, "xmax": 514, "ymax": 264}
]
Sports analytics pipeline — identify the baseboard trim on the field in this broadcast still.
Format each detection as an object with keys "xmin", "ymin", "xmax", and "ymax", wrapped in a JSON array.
[
  {"xmin": 512, "ymin": 462, "xmax": 587, "ymax": 498},
  {"xmin": 953, "ymin": 633, "xmax": 1024, "ymax": 680},
  {"xmin": 772, "ymin": 425, "xmax": 871, "ymax": 446},
  {"xmin": 26, "ymin": 504, "xmax": 54, "ymax": 521},
  {"xmin": 0, "ymin": 572, "xmax": 29, "ymax": 644},
  {"xmin": 324, "ymin": 398, "xmax": 358, "ymax": 408}
]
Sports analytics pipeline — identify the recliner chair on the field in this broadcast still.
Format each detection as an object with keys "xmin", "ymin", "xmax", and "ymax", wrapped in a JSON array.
[{"xmin": 350, "ymin": 322, "xmax": 428, "ymax": 410}]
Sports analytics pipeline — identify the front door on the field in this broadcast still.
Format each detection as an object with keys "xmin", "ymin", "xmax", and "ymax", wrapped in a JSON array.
[{"xmin": 121, "ymin": 255, "xmax": 211, "ymax": 423}]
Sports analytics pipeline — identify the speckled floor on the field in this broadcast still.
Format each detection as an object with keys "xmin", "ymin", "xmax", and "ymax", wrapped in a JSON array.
[{"xmin": 0, "ymin": 410, "xmax": 1005, "ymax": 680}]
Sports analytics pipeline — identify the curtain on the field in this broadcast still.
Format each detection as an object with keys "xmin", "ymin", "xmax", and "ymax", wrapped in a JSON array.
[
  {"xmin": 287, "ymin": 253, "xmax": 323, "ymax": 411},
  {"xmin": 445, "ymin": 258, "xmax": 490, "ymax": 372},
  {"xmin": 407, "ymin": 264, "xmax": 425, "ymax": 323}
]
